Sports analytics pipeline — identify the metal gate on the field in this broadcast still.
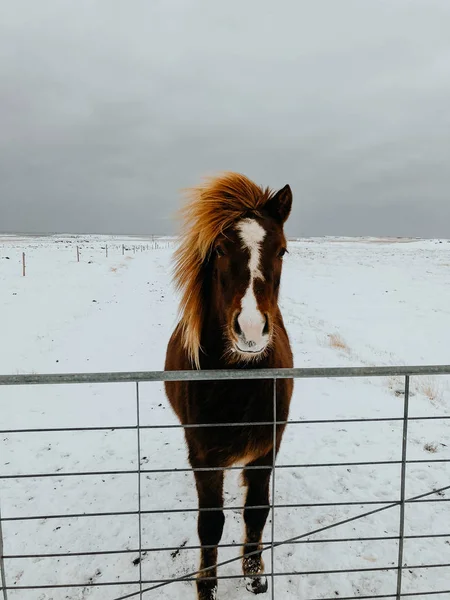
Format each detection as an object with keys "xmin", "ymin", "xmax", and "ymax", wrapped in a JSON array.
[{"xmin": 1, "ymin": 365, "xmax": 449, "ymax": 600}]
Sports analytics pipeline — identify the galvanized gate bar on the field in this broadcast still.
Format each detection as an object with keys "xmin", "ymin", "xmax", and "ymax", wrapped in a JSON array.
[
  {"xmin": 1, "ymin": 364, "xmax": 450, "ymax": 386},
  {"xmin": 2, "ymin": 414, "xmax": 450, "ymax": 437}
]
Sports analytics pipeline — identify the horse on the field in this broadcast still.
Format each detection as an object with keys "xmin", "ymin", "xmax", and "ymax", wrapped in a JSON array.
[{"xmin": 164, "ymin": 172, "xmax": 294, "ymax": 599}]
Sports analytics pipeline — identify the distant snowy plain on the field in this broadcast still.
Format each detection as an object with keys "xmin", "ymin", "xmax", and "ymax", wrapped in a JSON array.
[{"xmin": 1, "ymin": 234, "xmax": 449, "ymax": 599}]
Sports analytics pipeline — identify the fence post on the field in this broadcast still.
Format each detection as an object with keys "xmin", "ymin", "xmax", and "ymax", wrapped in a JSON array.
[
  {"xmin": 0, "ymin": 502, "xmax": 8, "ymax": 600},
  {"xmin": 396, "ymin": 375, "xmax": 410, "ymax": 600},
  {"xmin": 76, "ymin": 246, "xmax": 80, "ymax": 262},
  {"xmin": 22, "ymin": 253, "xmax": 25, "ymax": 277},
  {"xmin": 122, "ymin": 244, "xmax": 125, "ymax": 256},
  {"xmin": 105, "ymin": 244, "xmax": 108, "ymax": 258}
]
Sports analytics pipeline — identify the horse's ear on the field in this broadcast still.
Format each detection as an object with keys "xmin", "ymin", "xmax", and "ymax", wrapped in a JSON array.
[{"xmin": 265, "ymin": 184, "xmax": 292, "ymax": 224}]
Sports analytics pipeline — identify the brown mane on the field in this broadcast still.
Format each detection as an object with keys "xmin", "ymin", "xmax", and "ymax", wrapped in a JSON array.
[{"xmin": 173, "ymin": 172, "xmax": 274, "ymax": 368}]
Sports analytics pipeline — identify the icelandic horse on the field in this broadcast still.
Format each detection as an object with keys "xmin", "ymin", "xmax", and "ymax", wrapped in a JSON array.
[{"xmin": 164, "ymin": 173, "xmax": 293, "ymax": 599}]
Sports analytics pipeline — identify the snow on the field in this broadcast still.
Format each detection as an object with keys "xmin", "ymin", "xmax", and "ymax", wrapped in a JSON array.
[{"xmin": 1, "ymin": 234, "xmax": 450, "ymax": 600}]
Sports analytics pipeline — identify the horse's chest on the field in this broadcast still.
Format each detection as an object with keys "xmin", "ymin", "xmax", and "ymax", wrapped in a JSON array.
[
  {"xmin": 184, "ymin": 379, "xmax": 290, "ymax": 465},
  {"xmin": 201, "ymin": 381, "xmax": 273, "ymax": 421}
]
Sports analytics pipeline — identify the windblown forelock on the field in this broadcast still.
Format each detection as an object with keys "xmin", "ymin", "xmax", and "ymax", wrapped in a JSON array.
[{"xmin": 172, "ymin": 172, "xmax": 275, "ymax": 368}]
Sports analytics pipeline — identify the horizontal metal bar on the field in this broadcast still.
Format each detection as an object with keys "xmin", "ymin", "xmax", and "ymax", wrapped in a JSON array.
[
  {"xmin": 146, "ymin": 460, "xmax": 399, "ymax": 472},
  {"xmin": 302, "ymin": 595, "xmax": 396, "ymax": 600},
  {"xmin": 6, "ymin": 563, "xmax": 450, "ymax": 591},
  {"xmin": 4, "ymin": 457, "xmax": 450, "ymax": 481},
  {"xmin": 305, "ymin": 591, "xmax": 450, "ymax": 600},
  {"xmin": 3, "ymin": 574, "xmax": 266, "ymax": 590},
  {"xmin": 0, "ymin": 469, "xmax": 135, "ymax": 480},
  {"xmin": 0, "ymin": 426, "xmax": 136, "ymax": 434},
  {"xmin": 4, "ymin": 493, "xmax": 449, "ymax": 523},
  {"xmin": 403, "ymin": 533, "xmax": 450, "ymax": 539},
  {"xmin": 2, "ymin": 414, "xmax": 450, "ymax": 436},
  {"xmin": 400, "ymin": 592, "xmax": 450, "ymax": 598},
  {"xmin": 406, "ymin": 498, "xmax": 450, "ymax": 504},
  {"xmin": 3, "ymin": 483, "xmax": 448, "ymax": 529},
  {"xmin": 279, "ymin": 532, "xmax": 450, "ymax": 544},
  {"xmin": 1, "ymin": 364, "xmax": 450, "ymax": 386},
  {"xmin": 408, "ymin": 459, "xmax": 450, "ymax": 464},
  {"xmin": 4, "ymin": 582, "xmax": 450, "ymax": 598},
  {"xmin": 409, "ymin": 498, "xmax": 450, "ymax": 504},
  {"xmin": 3, "ymin": 542, "xmax": 253, "ymax": 559},
  {"xmin": 0, "ymin": 460, "xmax": 398, "ymax": 479},
  {"xmin": 114, "ymin": 588, "xmax": 450, "ymax": 600},
  {"xmin": 0, "ymin": 500, "xmax": 401, "ymax": 522},
  {"xmin": 270, "ymin": 563, "xmax": 450, "ymax": 576},
  {"xmin": 0, "ymin": 420, "xmax": 403, "ymax": 435},
  {"xmin": 5, "ymin": 533, "xmax": 450, "ymax": 560},
  {"xmin": 4, "ymin": 581, "xmax": 139, "ymax": 590}
]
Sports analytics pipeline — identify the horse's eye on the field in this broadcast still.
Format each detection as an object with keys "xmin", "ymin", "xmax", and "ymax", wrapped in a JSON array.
[
  {"xmin": 215, "ymin": 246, "xmax": 225, "ymax": 257},
  {"xmin": 278, "ymin": 247, "xmax": 287, "ymax": 258}
]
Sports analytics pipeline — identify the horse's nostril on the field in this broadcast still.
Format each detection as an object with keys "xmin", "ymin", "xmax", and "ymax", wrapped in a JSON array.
[
  {"xmin": 234, "ymin": 314, "xmax": 242, "ymax": 336},
  {"xmin": 263, "ymin": 314, "xmax": 269, "ymax": 335}
]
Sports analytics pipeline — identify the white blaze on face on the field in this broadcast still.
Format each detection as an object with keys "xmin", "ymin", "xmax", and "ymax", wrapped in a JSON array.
[{"xmin": 235, "ymin": 219, "xmax": 267, "ymax": 351}]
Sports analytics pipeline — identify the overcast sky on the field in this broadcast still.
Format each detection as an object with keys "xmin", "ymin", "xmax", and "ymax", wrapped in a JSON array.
[{"xmin": 1, "ymin": 0, "xmax": 450, "ymax": 238}]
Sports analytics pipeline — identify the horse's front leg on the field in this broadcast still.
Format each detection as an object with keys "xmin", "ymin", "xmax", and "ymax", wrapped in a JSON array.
[
  {"xmin": 193, "ymin": 466, "xmax": 225, "ymax": 600},
  {"xmin": 242, "ymin": 452, "xmax": 274, "ymax": 595}
]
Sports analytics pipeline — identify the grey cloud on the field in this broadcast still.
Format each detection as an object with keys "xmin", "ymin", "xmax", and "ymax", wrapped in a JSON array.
[{"xmin": 1, "ymin": 0, "xmax": 450, "ymax": 237}]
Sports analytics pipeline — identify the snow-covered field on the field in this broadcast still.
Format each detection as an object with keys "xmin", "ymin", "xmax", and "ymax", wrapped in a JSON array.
[{"xmin": 1, "ymin": 234, "xmax": 450, "ymax": 600}]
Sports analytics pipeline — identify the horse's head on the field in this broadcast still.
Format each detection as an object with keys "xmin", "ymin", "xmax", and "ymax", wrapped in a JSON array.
[
  {"xmin": 174, "ymin": 173, "xmax": 292, "ymax": 367},
  {"xmin": 210, "ymin": 185, "xmax": 292, "ymax": 361}
]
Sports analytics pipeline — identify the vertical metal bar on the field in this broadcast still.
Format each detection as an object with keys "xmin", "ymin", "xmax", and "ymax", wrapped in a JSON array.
[
  {"xmin": 396, "ymin": 375, "xmax": 410, "ymax": 600},
  {"xmin": 271, "ymin": 378, "xmax": 277, "ymax": 599},
  {"xmin": 0, "ymin": 501, "xmax": 9, "ymax": 600},
  {"xmin": 136, "ymin": 382, "xmax": 143, "ymax": 599}
]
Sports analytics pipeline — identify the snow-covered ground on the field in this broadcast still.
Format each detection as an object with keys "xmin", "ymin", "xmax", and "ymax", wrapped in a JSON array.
[{"xmin": 1, "ymin": 234, "xmax": 449, "ymax": 600}]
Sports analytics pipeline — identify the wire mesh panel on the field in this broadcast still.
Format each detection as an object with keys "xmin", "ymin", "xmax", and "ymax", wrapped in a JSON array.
[{"xmin": 1, "ymin": 366, "xmax": 450, "ymax": 600}]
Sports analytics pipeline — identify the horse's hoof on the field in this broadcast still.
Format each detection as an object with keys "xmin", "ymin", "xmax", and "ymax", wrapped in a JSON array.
[{"xmin": 245, "ymin": 575, "xmax": 268, "ymax": 594}]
